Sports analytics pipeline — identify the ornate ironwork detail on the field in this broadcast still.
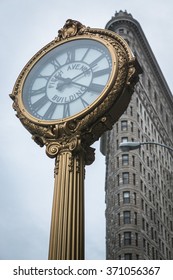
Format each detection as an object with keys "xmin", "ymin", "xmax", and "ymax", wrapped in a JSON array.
[{"xmin": 58, "ymin": 19, "xmax": 85, "ymax": 39}]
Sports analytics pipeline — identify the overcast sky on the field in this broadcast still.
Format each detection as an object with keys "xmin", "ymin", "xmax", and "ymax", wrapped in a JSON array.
[{"xmin": 1, "ymin": 0, "xmax": 173, "ymax": 260}]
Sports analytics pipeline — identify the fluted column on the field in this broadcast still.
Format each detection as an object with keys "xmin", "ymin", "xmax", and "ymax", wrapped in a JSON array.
[{"xmin": 46, "ymin": 137, "xmax": 93, "ymax": 260}]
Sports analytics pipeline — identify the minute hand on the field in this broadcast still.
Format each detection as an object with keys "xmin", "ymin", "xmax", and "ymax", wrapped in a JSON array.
[
  {"xmin": 71, "ymin": 80, "xmax": 105, "ymax": 93},
  {"xmin": 71, "ymin": 63, "xmax": 97, "ymax": 81}
]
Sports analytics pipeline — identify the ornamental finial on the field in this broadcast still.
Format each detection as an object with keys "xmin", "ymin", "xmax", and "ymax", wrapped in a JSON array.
[{"xmin": 58, "ymin": 19, "xmax": 85, "ymax": 39}]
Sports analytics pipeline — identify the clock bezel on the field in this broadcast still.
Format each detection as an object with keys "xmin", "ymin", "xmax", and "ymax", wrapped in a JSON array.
[{"xmin": 17, "ymin": 35, "xmax": 118, "ymax": 125}]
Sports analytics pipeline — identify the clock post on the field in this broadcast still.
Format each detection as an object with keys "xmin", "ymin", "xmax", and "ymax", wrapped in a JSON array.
[
  {"xmin": 46, "ymin": 138, "xmax": 94, "ymax": 260},
  {"xmin": 10, "ymin": 19, "xmax": 141, "ymax": 260}
]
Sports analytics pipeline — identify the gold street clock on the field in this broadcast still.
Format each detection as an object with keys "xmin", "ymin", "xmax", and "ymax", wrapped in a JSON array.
[
  {"xmin": 11, "ymin": 19, "xmax": 140, "ymax": 152},
  {"xmin": 10, "ymin": 19, "xmax": 141, "ymax": 260}
]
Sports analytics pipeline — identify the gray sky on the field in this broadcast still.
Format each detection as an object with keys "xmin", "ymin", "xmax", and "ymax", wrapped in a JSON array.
[{"xmin": 1, "ymin": 0, "xmax": 173, "ymax": 260}]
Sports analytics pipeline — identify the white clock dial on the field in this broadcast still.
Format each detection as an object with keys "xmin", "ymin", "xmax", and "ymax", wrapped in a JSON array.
[{"xmin": 22, "ymin": 38, "xmax": 114, "ymax": 121}]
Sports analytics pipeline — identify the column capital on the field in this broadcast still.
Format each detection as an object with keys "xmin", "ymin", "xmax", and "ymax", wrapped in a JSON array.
[{"xmin": 45, "ymin": 136, "xmax": 95, "ymax": 166}]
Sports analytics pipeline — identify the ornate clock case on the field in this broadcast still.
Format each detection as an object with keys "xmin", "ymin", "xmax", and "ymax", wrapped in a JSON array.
[{"xmin": 10, "ymin": 19, "xmax": 140, "ymax": 162}]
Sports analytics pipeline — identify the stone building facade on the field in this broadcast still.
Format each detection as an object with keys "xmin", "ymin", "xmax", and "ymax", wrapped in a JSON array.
[{"xmin": 101, "ymin": 11, "xmax": 173, "ymax": 260}]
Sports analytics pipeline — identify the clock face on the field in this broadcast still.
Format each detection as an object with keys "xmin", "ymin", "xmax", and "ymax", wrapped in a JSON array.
[{"xmin": 22, "ymin": 38, "xmax": 116, "ymax": 122}]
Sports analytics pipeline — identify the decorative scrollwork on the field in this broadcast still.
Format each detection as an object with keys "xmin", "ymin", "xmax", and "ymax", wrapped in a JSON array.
[
  {"xmin": 46, "ymin": 142, "xmax": 60, "ymax": 158},
  {"xmin": 58, "ymin": 19, "xmax": 85, "ymax": 39},
  {"xmin": 46, "ymin": 136, "xmax": 81, "ymax": 158},
  {"xmin": 68, "ymin": 137, "xmax": 80, "ymax": 151}
]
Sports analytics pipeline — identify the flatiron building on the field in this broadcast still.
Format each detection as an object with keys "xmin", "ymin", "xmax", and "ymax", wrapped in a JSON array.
[{"xmin": 101, "ymin": 11, "xmax": 173, "ymax": 260}]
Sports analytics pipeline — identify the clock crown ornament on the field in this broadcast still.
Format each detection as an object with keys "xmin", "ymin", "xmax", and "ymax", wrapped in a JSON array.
[{"xmin": 10, "ymin": 19, "xmax": 141, "ymax": 162}]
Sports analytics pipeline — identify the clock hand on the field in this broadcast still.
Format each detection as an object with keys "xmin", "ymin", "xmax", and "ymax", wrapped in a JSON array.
[
  {"xmin": 68, "ymin": 80, "xmax": 87, "ymax": 88},
  {"xmin": 56, "ymin": 63, "xmax": 97, "ymax": 90},
  {"xmin": 56, "ymin": 79, "xmax": 87, "ymax": 91},
  {"xmin": 55, "ymin": 62, "xmax": 96, "ymax": 83},
  {"xmin": 71, "ymin": 63, "xmax": 97, "ymax": 81},
  {"xmin": 56, "ymin": 76, "xmax": 71, "ymax": 83},
  {"xmin": 70, "ymin": 80, "xmax": 104, "ymax": 93}
]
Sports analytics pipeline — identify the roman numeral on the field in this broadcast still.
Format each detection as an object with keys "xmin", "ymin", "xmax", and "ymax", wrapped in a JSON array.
[
  {"xmin": 81, "ymin": 48, "xmax": 90, "ymax": 62},
  {"xmin": 88, "ymin": 83, "xmax": 105, "ymax": 93},
  {"xmin": 43, "ymin": 103, "xmax": 57, "ymax": 119},
  {"xmin": 66, "ymin": 49, "xmax": 75, "ymax": 63},
  {"xmin": 89, "ymin": 54, "xmax": 105, "ymax": 68},
  {"xmin": 31, "ymin": 86, "xmax": 46, "ymax": 96},
  {"xmin": 63, "ymin": 103, "xmax": 70, "ymax": 118},
  {"xmin": 51, "ymin": 58, "xmax": 61, "ymax": 70},
  {"xmin": 32, "ymin": 95, "xmax": 49, "ymax": 112},
  {"xmin": 37, "ymin": 74, "xmax": 50, "ymax": 80},
  {"xmin": 92, "ymin": 68, "xmax": 110, "ymax": 77},
  {"xmin": 80, "ymin": 96, "xmax": 89, "ymax": 108}
]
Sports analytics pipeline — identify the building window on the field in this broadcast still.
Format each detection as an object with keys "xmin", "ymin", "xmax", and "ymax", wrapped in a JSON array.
[
  {"xmin": 134, "ymin": 212, "xmax": 137, "ymax": 225},
  {"xmin": 143, "ymin": 238, "xmax": 146, "ymax": 251},
  {"xmin": 118, "ymin": 28, "xmax": 124, "ymax": 34},
  {"xmin": 121, "ymin": 120, "xmax": 128, "ymax": 131},
  {"xmin": 138, "ymin": 129, "xmax": 141, "ymax": 139},
  {"xmin": 152, "ymin": 247, "xmax": 155, "ymax": 260},
  {"xmin": 116, "ymin": 123, "xmax": 119, "ymax": 133},
  {"xmin": 132, "ymin": 155, "xmax": 135, "ymax": 167},
  {"xmin": 155, "ymin": 250, "xmax": 158, "ymax": 260},
  {"xmin": 133, "ymin": 173, "xmax": 136, "ymax": 185},
  {"xmin": 150, "ymin": 208, "xmax": 153, "ymax": 220},
  {"xmin": 145, "ymin": 203, "xmax": 148, "ymax": 216},
  {"xmin": 118, "ymin": 213, "xmax": 120, "ymax": 225},
  {"xmin": 140, "ymin": 103, "xmax": 142, "ymax": 114},
  {"xmin": 133, "ymin": 192, "xmax": 137, "ymax": 205},
  {"xmin": 137, "ymin": 113, "xmax": 140, "ymax": 122},
  {"xmin": 123, "ymin": 211, "xmax": 131, "ymax": 224},
  {"xmin": 117, "ymin": 193, "xmax": 120, "ymax": 205},
  {"xmin": 117, "ymin": 156, "xmax": 119, "ymax": 168},
  {"xmin": 146, "ymin": 223, "xmax": 149, "ymax": 235},
  {"xmin": 116, "ymin": 139, "xmax": 119, "ymax": 149},
  {"xmin": 162, "ymin": 242, "xmax": 165, "ymax": 255},
  {"xmin": 142, "ymin": 218, "xmax": 145, "ymax": 230},
  {"xmin": 135, "ymin": 233, "xmax": 138, "ymax": 246},
  {"xmin": 140, "ymin": 162, "xmax": 142, "ymax": 173},
  {"xmin": 118, "ymin": 234, "xmax": 121, "ymax": 247},
  {"xmin": 124, "ymin": 253, "xmax": 132, "ymax": 260},
  {"xmin": 123, "ymin": 191, "xmax": 130, "ymax": 203},
  {"xmin": 147, "ymin": 243, "xmax": 150, "ymax": 256},
  {"xmin": 122, "ymin": 154, "xmax": 129, "ymax": 166},
  {"xmin": 141, "ymin": 198, "xmax": 144, "ymax": 210},
  {"xmin": 124, "ymin": 232, "xmax": 131, "ymax": 245},
  {"xmin": 130, "ymin": 122, "xmax": 134, "ymax": 132},
  {"xmin": 130, "ymin": 106, "xmax": 133, "ymax": 116},
  {"xmin": 121, "ymin": 137, "xmax": 128, "ymax": 143},
  {"xmin": 123, "ymin": 172, "xmax": 129, "ymax": 184},
  {"xmin": 117, "ymin": 175, "xmax": 120, "ymax": 186}
]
